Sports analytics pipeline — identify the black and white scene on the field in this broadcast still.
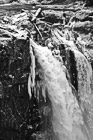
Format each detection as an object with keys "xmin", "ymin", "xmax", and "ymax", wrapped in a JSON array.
[{"xmin": 0, "ymin": 0, "xmax": 93, "ymax": 140}]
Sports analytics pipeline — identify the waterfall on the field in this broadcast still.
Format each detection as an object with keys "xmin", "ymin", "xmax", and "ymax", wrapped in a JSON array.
[
  {"xmin": 72, "ymin": 48, "xmax": 93, "ymax": 140},
  {"xmin": 30, "ymin": 38, "xmax": 92, "ymax": 140}
]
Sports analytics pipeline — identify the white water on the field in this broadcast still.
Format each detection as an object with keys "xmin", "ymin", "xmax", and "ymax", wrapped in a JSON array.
[
  {"xmin": 72, "ymin": 48, "xmax": 93, "ymax": 140},
  {"xmin": 30, "ymin": 38, "xmax": 91, "ymax": 140}
]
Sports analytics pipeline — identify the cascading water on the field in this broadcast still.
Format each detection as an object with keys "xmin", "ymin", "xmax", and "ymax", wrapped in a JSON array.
[
  {"xmin": 73, "ymin": 48, "xmax": 93, "ymax": 140},
  {"xmin": 30, "ymin": 38, "xmax": 92, "ymax": 140}
]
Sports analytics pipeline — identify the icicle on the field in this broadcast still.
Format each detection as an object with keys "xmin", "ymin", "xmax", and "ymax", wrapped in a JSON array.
[
  {"xmin": 29, "ymin": 39, "xmax": 36, "ymax": 88},
  {"xmin": 31, "ymin": 55, "xmax": 35, "ymax": 87},
  {"xmin": 28, "ymin": 73, "xmax": 32, "ymax": 99},
  {"xmin": 19, "ymin": 85, "xmax": 20, "ymax": 94},
  {"xmin": 27, "ymin": 38, "xmax": 36, "ymax": 99},
  {"xmin": 42, "ymin": 85, "xmax": 46, "ymax": 102},
  {"xmin": 36, "ymin": 87, "xmax": 40, "ymax": 102}
]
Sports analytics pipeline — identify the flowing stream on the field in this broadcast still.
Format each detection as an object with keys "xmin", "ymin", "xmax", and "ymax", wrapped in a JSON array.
[{"xmin": 30, "ymin": 38, "xmax": 93, "ymax": 140}]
